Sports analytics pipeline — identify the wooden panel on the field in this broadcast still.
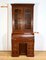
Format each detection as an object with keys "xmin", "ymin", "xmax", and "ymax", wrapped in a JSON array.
[
  {"xmin": 12, "ymin": 41, "xmax": 19, "ymax": 56},
  {"xmin": 11, "ymin": 4, "xmax": 34, "ymax": 33},
  {"xmin": 12, "ymin": 51, "xmax": 19, "ymax": 57},
  {"xmin": 27, "ymin": 42, "xmax": 34, "ymax": 57},
  {"xmin": 11, "ymin": 4, "xmax": 34, "ymax": 57},
  {"xmin": 12, "ymin": 37, "xmax": 34, "ymax": 43}
]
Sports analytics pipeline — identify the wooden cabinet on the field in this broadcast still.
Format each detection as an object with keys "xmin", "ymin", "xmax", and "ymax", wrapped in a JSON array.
[{"xmin": 11, "ymin": 4, "xmax": 34, "ymax": 57}]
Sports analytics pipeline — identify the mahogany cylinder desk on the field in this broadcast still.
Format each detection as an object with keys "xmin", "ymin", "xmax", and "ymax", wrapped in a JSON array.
[{"xmin": 11, "ymin": 4, "xmax": 34, "ymax": 57}]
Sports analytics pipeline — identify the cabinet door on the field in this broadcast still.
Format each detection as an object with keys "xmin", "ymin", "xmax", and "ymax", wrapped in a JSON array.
[
  {"xmin": 13, "ymin": 8, "xmax": 25, "ymax": 31},
  {"xmin": 19, "ymin": 43, "xmax": 27, "ymax": 55},
  {"xmin": 13, "ymin": 6, "xmax": 33, "ymax": 33},
  {"xmin": 24, "ymin": 8, "xmax": 33, "ymax": 31}
]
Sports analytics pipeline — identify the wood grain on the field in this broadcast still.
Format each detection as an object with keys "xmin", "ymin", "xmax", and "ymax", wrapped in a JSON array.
[{"xmin": 11, "ymin": 4, "xmax": 34, "ymax": 57}]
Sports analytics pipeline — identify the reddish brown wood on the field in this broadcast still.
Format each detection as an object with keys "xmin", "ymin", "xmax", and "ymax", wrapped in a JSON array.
[{"xmin": 11, "ymin": 4, "xmax": 34, "ymax": 57}]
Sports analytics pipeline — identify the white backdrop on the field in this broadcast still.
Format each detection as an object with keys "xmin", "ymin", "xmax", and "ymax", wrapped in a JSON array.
[
  {"xmin": 0, "ymin": 5, "xmax": 7, "ymax": 50},
  {"xmin": 0, "ymin": 0, "xmax": 46, "ymax": 51}
]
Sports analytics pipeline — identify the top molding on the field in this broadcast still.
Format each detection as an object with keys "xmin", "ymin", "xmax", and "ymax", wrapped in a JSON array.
[{"xmin": 11, "ymin": 4, "xmax": 35, "ymax": 6}]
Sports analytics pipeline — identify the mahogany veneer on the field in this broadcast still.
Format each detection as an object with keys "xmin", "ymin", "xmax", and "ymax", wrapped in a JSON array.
[{"xmin": 11, "ymin": 4, "xmax": 34, "ymax": 57}]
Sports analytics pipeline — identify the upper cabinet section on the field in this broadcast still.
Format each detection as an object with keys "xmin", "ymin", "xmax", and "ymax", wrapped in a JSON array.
[{"xmin": 11, "ymin": 4, "xmax": 34, "ymax": 33}]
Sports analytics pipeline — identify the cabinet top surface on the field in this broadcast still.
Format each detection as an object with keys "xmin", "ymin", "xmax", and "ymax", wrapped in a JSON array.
[{"xmin": 11, "ymin": 4, "xmax": 34, "ymax": 7}]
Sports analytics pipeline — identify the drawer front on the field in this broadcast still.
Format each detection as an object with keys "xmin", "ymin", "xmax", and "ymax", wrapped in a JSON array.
[
  {"xmin": 27, "ymin": 49, "xmax": 34, "ymax": 54},
  {"xmin": 12, "ymin": 42, "xmax": 19, "ymax": 48},
  {"xmin": 27, "ymin": 42, "xmax": 34, "ymax": 48},
  {"xmin": 27, "ymin": 49, "xmax": 34, "ymax": 57},
  {"xmin": 12, "ymin": 37, "xmax": 34, "ymax": 43}
]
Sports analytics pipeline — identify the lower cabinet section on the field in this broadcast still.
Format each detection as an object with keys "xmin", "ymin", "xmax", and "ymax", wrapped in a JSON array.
[{"xmin": 12, "ymin": 37, "xmax": 34, "ymax": 57}]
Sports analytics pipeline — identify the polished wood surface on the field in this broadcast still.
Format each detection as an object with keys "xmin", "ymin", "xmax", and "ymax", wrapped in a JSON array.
[
  {"xmin": 11, "ymin": 4, "xmax": 34, "ymax": 57},
  {"xmin": 12, "ymin": 4, "xmax": 34, "ymax": 33}
]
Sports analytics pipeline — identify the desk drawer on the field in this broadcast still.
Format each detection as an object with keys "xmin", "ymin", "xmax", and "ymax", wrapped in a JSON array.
[{"xmin": 12, "ymin": 37, "xmax": 34, "ymax": 43}]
